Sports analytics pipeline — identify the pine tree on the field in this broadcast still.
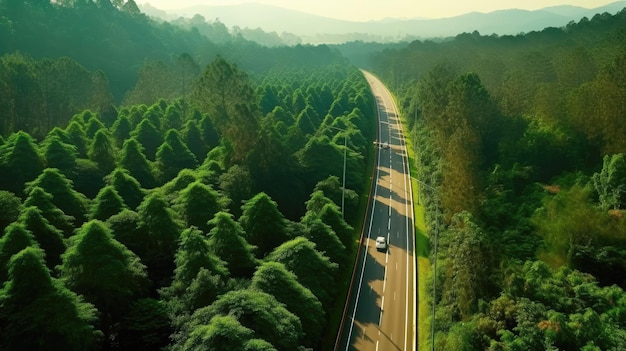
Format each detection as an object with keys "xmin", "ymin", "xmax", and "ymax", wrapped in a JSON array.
[
  {"xmin": 207, "ymin": 212, "xmax": 258, "ymax": 277},
  {"xmin": 42, "ymin": 136, "xmax": 77, "ymax": 175},
  {"xmin": 25, "ymin": 168, "xmax": 89, "ymax": 225},
  {"xmin": 19, "ymin": 206, "xmax": 66, "ymax": 270},
  {"xmin": 59, "ymin": 220, "xmax": 149, "ymax": 346},
  {"xmin": 89, "ymin": 185, "xmax": 127, "ymax": 221},
  {"xmin": 0, "ymin": 131, "xmax": 44, "ymax": 194},
  {"xmin": 155, "ymin": 129, "xmax": 198, "ymax": 183},
  {"xmin": 0, "ymin": 247, "xmax": 99, "ymax": 350},
  {"xmin": 174, "ymin": 180, "xmax": 221, "ymax": 232},
  {"xmin": 0, "ymin": 223, "xmax": 37, "ymax": 283},
  {"xmin": 119, "ymin": 138, "xmax": 156, "ymax": 189},
  {"xmin": 105, "ymin": 168, "xmax": 145, "ymax": 210},
  {"xmin": 131, "ymin": 119, "xmax": 162, "ymax": 161},
  {"xmin": 239, "ymin": 192, "xmax": 289, "ymax": 258},
  {"xmin": 111, "ymin": 114, "xmax": 132, "ymax": 147},
  {"xmin": 88, "ymin": 129, "xmax": 117, "ymax": 174},
  {"xmin": 23, "ymin": 186, "xmax": 75, "ymax": 236},
  {"xmin": 137, "ymin": 192, "xmax": 181, "ymax": 287}
]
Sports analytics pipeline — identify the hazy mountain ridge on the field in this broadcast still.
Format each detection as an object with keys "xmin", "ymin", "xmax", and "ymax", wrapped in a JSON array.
[{"xmin": 140, "ymin": 1, "xmax": 626, "ymax": 43}]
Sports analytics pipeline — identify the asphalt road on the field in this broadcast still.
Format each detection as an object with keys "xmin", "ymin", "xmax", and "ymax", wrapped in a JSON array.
[{"xmin": 336, "ymin": 71, "xmax": 416, "ymax": 351}]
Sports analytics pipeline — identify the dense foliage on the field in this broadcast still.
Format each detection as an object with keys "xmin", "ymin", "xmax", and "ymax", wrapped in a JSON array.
[
  {"xmin": 0, "ymin": 2, "xmax": 377, "ymax": 350},
  {"xmin": 0, "ymin": 59, "xmax": 373, "ymax": 350},
  {"xmin": 368, "ymin": 8, "xmax": 626, "ymax": 350}
]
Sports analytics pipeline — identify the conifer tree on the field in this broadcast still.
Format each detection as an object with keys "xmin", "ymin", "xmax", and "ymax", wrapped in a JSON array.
[
  {"xmin": 90, "ymin": 185, "xmax": 127, "ymax": 221},
  {"xmin": 0, "ymin": 247, "xmax": 99, "ymax": 350},
  {"xmin": 161, "ymin": 227, "xmax": 228, "ymax": 315},
  {"xmin": 23, "ymin": 186, "xmax": 75, "ymax": 236},
  {"xmin": 131, "ymin": 119, "xmax": 162, "ymax": 161},
  {"xmin": 19, "ymin": 206, "xmax": 66, "ymax": 270},
  {"xmin": 0, "ymin": 131, "xmax": 44, "ymax": 194},
  {"xmin": 0, "ymin": 190, "xmax": 22, "ymax": 232},
  {"xmin": 42, "ymin": 136, "xmax": 77, "ymax": 175},
  {"xmin": 0, "ymin": 223, "xmax": 37, "ymax": 283},
  {"xmin": 105, "ymin": 168, "xmax": 145, "ymax": 210},
  {"xmin": 88, "ymin": 129, "xmax": 117, "ymax": 174},
  {"xmin": 155, "ymin": 129, "xmax": 198, "ymax": 183},
  {"xmin": 85, "ymin": 116, "xmax": 106, "ymax": 139},
  {"xmin": 174, "ymin": 180, "xmax": 221, "ymax": 232},
  {"xmin": 137, "ymin": 192, "xmax": 181, "ymax": 287},
  {"xmin": 207, "ymin": 212, "xmax": 258, "ymax": 277},
  {"xmin": 59, "ymin": 220, "xmax": 149, "ymax": 345},
  {"xmin": 239, "ymin": 192, "xmax": 289, "ymax": 258},
  {"xmin": 182, "ymin": 119, "xmax": 207, "ymax": 161},
  {"xmin": 25, "ymin": 168, "xmax": 89, "ymax": 225},
  {"xmin": 111, "ymin": 114, "xmax": 132, "ymax": 147},
  {"xmin": 266, "ymin": 237, "xmax": 337, "ymax": 308},
  {"xmin": 119, "ymin": 138, "xmax": 156, "ymax": 189},
  {"xmin": 65, "ymin": 121, "xmax": 89, "ymax": 158},
  {"xmin": 250, "ymin": 261, "xmax": 324, "ymax": 347}
]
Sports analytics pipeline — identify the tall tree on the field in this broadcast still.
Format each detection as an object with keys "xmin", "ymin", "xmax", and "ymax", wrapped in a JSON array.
[
  {"xmin": 105, "ymin": 167, "xmax": 145, "ymax": 210},
  {"xmin": 189, "ymin": 289, "xmax": 302, "ymax": 351},
  {"xmin": 207, "ymin": 212, "xmax": 258, "ymax": 278},
  {"xmin": 174, "ymin": 180, "xmax": 221, "ymax": 233},
  {"xmin": 193, "ymin": 56, "xmax": 259, "ymax": 162},
  {"xmin": 88, "ymin": 129, "xmax": 117, "ymax": 174},
  {"xmin": 59, "ymin": 220, "xmax": 149, "ymax": 345},
  {"xmin": 239, "ymin": 192, "xmax": 289, "ymax": 258},
  {"xmin": 182, "ymin": 119, "xmax": 207, "ymax": 162},
  {"xmin": 89, "ymin": 185, "xmax": 127, "ymax": 221},
  {"xmin": 65, "ymin": 121, "xmax": 89, "ymax": 158},
  {"xmin": 111, "ymin": 114, "xmax": 132, "ymax": 147},
  {"xmin": 219, "ymin": 164, "xmax": 253, "ymax": 217},
  {"xmin": 25, "ymin": 168, "xmax": 89, "ymax": 225},
  {"xmin": 18, "ymin": 206, "xmax": 66, "ymax": 270},
  {"xmin": 42, "ymin": 136, "xmax": 77, "ymax": 175},
  {"xmin": 155, "ymin": 129, "xmax": 198, "ymax": 183},
  {"xmin": 161, "ymin": 227, "xmax": 228, "ymax": 316},
  {"xmin": 0, "ymin": 190, "xmax": 22, "ymax": 233},
  {"xmin": 250, "ymin": 261, "xmax": 324, "ymax": 347},
  {"xmin": 119, "ymin": 138, "xmax": 156, "ymax": 189},
  {"xmin": 0, "ymin": 247, "xmax": 99, "ymax": 351},
  {"xmin": 137, "ymin": 192, "xmax": 181, "ymax": 287},
  {"xmin": 0, "ymin": 131, "xmax": 44, "ymax": 194},
  {"xmin": 23, "ymin": 186, "xmax": 75, "ymax": 237},
  {"xmin": 0, "ymin": 223, "xmax": 37, "ymax": 283},
  {"xmin": 131, "ymin": 119, "xmax": 163, "ymax": 161},
  {"xmin": 266, "ymin": 237, "xmax": 337, "ymax": 308}
]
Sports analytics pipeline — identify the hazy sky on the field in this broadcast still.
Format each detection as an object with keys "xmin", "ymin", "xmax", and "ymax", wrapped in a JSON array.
[{"xmin": 139, "ymin": 0, "xmax": 619, "ymax": 21}]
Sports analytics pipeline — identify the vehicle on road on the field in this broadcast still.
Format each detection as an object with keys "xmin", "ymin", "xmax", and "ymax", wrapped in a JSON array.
[{"xmin": 375, "ymin": 236, "xmax": 387, "ymax": 251}]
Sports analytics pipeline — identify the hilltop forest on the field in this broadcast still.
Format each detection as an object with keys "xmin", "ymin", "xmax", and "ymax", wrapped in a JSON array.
[
  {"xmin": 4, "ymin": 0, "xmax": 626, "ymax": 350},
  {"xmin": 366, "ymin": 7, "xmax": 626, "ymax": 350},
  {"xmin": 0, "ymin": 1, "xmax": 377, "ymax": 350}
]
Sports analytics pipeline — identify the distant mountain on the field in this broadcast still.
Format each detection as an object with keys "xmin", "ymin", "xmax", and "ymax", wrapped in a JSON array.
[{"xmin": 140, "ymin": 1, "xmax": 626, "ymax": 43}]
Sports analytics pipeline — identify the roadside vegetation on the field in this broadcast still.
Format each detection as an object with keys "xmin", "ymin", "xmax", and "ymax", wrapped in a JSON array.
[{"xmin": 368, "ymin": 8, "xmax": 626, "ymax": 350}]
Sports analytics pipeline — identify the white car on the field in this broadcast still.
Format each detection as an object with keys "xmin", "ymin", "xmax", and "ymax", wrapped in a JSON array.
[{"xmin": 375, "ymin": 236, "xmax": 387, "ymax": 251}]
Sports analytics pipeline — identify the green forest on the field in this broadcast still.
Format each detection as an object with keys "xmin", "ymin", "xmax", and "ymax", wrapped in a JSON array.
[
  {"xmin": 3, "ymin": 0, "xmax": 626, "ymax": 350},
  {"xmin": 363, "ymin": 7, "xmax": 626, "ymax": 351},
  {"xmin": 0, "ymin": 1, "xmax": 377, "ymax": 350}
]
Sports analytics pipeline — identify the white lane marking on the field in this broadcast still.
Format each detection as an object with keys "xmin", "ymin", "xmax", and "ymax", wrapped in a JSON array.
[
  {"xmin": 383, "ymin": 266, "xmax": 387, "ymax": 292},
  {"xmin": 378, "ymin": 73, "xmax": 413, "ymax": 351},
  {"xmin": 345, "ymin": 89, "xmax": 383, "ymax": 351}
]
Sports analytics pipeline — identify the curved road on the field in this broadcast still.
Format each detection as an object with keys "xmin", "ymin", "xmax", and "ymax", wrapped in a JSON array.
[{"xmin": 336, "ymin": 71, "xmax": 416, "ymax": 351}]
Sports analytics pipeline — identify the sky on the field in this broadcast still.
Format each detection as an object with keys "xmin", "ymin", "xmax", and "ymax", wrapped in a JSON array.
[{"xmin": 138, "ymin": 0, "xmax": 620, "ymax": 21}]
